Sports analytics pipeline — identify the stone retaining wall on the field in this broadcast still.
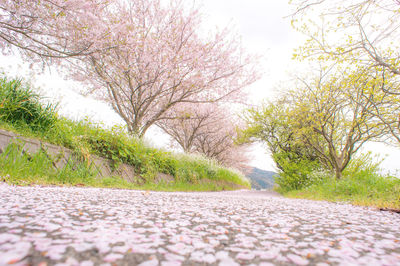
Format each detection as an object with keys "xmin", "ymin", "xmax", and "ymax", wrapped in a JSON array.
[{"xmin": 0, "ymin": 129, "xmax": 147, "ymax": 184}]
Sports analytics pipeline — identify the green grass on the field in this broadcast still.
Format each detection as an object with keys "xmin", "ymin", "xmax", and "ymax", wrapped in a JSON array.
[
  {"xmin": 0, "ymin": 142, "xmax": 244, "ymax": 191},
  {"xmin": 281, "ymin": 168, "xmax": 400, "ymax": 209},
  {"xmin": 0, "ymin": 76, "xmax": 57, "ymax": 132},
  {"xmin": 0, "ymin": 142, "xmax": 97, "ymax": 186},
  {"xmin": 0, "ymin": 75, "xmax": 250, "ymax": 191},
  {"xmin": 274, "ymin": 152, "xmax": 400, "ymax": 209}
]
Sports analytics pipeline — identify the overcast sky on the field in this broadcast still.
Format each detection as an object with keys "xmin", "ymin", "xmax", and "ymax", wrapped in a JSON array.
[
  {"xmin": 1, "ymin": 0, "xmax": 399, "ymax": 174},
  {"xmin": 199, "ymin": 0, "xmax": 302, "ymax": 172}
]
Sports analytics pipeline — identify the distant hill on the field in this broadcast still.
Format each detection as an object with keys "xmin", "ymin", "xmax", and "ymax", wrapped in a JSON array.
[{"xmin": 246, "ymin": 167, "xmax": 277, "ymax": 190}]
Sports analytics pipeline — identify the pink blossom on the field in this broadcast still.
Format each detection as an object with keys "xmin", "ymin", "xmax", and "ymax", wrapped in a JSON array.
[
  {"xmin": 287, "ymin": 254, "xmax": 309, "ymax": 265},
  {"xmin": 236, "ymin": 252, "xmax": 255, "ymax": 260}
]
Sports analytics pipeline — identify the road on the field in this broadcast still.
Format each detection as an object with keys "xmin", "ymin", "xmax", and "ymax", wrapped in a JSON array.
[{"xmin": 0, "ymin": 184, "xmax": 399, "ymax": 265}]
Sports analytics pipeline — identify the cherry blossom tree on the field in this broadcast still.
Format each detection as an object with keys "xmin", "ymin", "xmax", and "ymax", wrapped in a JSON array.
[
  {"xmin": 196, "ymin": 133, "xmax": 251, "ymax": 172},
  {"xmin": 157, "ymin": 103, "xmax": 217, "ymax": 154},
  {"xmin": 2, "ymin": 0, "xmax": 258, "ymax": 140},
  {"xmin": 74, "ymin": 0, "xmax": 258, "ymax": 137},
  {"xmin": 157, "ymin": 102, "xmax": 251, "ymax": 171},
  {"xmin": 0, "ymin": 0, "xmax": 114, "ymax": 62}
]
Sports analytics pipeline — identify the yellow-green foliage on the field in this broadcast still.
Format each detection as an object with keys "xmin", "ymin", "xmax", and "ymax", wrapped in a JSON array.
[{"xmin": 241, "ymin": 102, "xmax": 324, "ymax": 192}]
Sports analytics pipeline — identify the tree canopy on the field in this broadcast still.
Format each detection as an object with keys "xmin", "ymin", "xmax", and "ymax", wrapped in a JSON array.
[
  {"xmin": 0, "ymin": 0, "xmax": 259, "ymax": 171},
  {"xmin": 1, "ymin": 0, "xmax": 259, "ymax": 139},
  {"xmin": 243, "ymin": 65, "xmax": 388, "ymax": 180}
]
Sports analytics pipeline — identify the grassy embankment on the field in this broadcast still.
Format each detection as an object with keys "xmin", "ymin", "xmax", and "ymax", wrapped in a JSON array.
[
  {"xmin": 275, "ymin": 155, "xmax": 400, "ymax": 210},
  {"xmin": 0, "ymin": 76, "xmax": 250, "ymax": 191}
]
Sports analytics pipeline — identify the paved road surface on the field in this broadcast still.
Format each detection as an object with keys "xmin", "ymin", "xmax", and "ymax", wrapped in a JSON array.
[{"xmin": 0, "ymin": 184, "xmax": 399, "ymax": 265}]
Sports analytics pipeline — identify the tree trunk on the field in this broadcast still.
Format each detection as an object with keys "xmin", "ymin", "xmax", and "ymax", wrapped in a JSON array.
[{"xmin": 335, "ymin": 168, "xmax": 342, "ymax": 179}]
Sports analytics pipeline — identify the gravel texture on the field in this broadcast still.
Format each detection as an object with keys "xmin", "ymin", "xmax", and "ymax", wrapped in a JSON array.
[{"xmin": 0, "ymin": 184, "xmax": 399, "ymax": 265}]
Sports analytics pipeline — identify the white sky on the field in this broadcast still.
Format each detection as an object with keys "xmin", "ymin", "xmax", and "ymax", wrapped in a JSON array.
[
  {"xmin": 199, "ymin": 0, "xmax": 302, "ymax": 172},
  {"xmin": 1, "ymin": 0, "xmax": 399, "ymax": 174}
]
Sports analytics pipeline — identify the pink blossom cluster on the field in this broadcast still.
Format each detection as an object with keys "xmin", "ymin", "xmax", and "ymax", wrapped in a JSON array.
[
  {"xmin": 0, "ymin": 0, "xmax": 260, "ymax": 144},
  {"xmin": 157, "ymin": 102, "xmax": 252, "ymax": 171}
]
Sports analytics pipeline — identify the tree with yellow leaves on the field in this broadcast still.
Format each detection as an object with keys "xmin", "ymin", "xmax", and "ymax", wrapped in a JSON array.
[
  {"xmin": 290, "ymin": 0, "xmax": 400, "ymax": 147},
  {"xmin": 243, "ymin": 65, "xmax": 389, "ymax": 181},
  {"xmin": 290, "ymin": 0, "xmax": 400, "ymax": 78},
  {"xmin": 288, "ymin": 65, "xmax": 388, "ymax": 179}
]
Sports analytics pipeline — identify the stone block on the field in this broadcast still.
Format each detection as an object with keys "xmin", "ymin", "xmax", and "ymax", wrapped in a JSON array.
[{"xmin": 0, "ymin": 128, "xmax": 143, "ymax": 185}]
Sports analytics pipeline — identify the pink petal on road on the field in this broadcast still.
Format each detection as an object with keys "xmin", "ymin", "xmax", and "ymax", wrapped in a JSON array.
[
  {"xmin": 287, "ymin": 254, "xmax": 309, "ymax": 265},
  {"xmin": 219, "ymin": 258, "xmax": 240, "ymax": 266},
  {"xmin": 0, "ymin": 251, "xmax": 28, "ymax": 265},
  {"xmin": 138, "ymin": 259, "xmax": 159, "ymax": 266},
  {"xmin": 202, "ymin": 254, "xmax": 217, "ymax": 264},
  {"xmin": 236, "ymin": 252, "xmax": 255, "ymax": 260},
  {"xmin": 215, "ymin": 251, "xmax": 229, "ymax": 260},
  {"xmin": 103, "ymin": 253, "xmax": 124, "ymax": 262}
]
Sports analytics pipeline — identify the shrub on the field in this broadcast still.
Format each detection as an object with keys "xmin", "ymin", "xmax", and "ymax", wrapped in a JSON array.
[
  {"xmin": 274, "ymin": 151, "xmax": 321, "ymax": 192},
  {"xmin": 342, "ymin": 152, "xmax": 383, "ymax": 178}
]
